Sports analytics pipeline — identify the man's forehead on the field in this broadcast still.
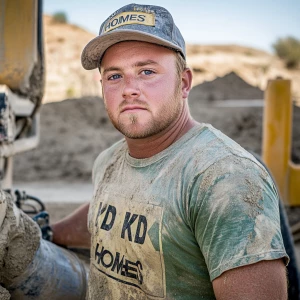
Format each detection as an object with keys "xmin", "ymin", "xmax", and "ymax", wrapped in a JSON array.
[{"xmin": 100, "ymin": 41, "xmax": 177, "ymax": 67}]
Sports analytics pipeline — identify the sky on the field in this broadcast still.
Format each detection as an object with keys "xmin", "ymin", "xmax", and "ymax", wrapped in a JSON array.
[{"xmin": 44, "ymin": 0, "xmax": 300, "ymax": 53}]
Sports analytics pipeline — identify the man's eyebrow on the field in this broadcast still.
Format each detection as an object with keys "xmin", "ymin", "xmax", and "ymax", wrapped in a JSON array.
[
  {"xmin": 102, "ymin": 67, "xmax": 121, "ymax": 75},
  {"xmin": 102, "ymin": 60, "xmax": 159, "ymax": 75},
  {"xmin": 134, "ymin": 60, "xmax": 159, "ymax": 67}
]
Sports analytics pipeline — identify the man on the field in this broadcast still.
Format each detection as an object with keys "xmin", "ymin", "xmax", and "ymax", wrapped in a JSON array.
[{"xmin": 52, "ymin": 3, "xmax": 288, "ymax": 299}]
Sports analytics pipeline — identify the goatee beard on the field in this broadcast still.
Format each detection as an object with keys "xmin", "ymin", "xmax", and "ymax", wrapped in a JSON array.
[{"xmin": 129, "ymin": 114, "xmax": 137, "ymax": 124}]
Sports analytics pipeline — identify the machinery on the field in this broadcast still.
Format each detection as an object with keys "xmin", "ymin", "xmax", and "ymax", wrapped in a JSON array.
[
  {"xmin": 263, "ymin": 79, "xmax": 300, "ymax": 206},
  {"xmin": 0, "ymin": 0, "xmax": 43, "ymax": 190},
  {"xmin": 0, "ymin": 1, "xmax": 87, "ymax": 299}
]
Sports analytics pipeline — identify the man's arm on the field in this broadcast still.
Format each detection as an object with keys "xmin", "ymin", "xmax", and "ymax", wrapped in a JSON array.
[
  {"xmin": 51, "ymin": 202, "xmax": 91, "ymax": 248},
  {"xmin": 212, "ymin": 259, "xmax": 287, "ymax": 300}
]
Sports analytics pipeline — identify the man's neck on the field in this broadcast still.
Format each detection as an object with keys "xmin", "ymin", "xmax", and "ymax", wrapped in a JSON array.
[{"xmin": 125, "ymin": 104, "xmax": 197, "ymax": 159}]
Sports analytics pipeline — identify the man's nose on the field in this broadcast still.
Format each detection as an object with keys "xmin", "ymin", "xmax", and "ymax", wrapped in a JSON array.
[{"xmin": 122, "ymin": 77, "xmax": 141, "ymax": 99}]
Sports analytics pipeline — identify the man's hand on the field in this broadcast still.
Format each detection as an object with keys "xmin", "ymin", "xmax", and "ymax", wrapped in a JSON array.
[{"xmin": 212, "ymin": 259, "xmax": 287, "ymax": 300}]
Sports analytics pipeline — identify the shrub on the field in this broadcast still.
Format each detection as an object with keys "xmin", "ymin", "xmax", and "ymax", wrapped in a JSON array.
[
  {"xmin": 52, "ymin": 12, "xmax": 68, "ymax": 24},
  {"xmin": 273, "ymin": 36, "xmax": 300, "ymax": 69}
]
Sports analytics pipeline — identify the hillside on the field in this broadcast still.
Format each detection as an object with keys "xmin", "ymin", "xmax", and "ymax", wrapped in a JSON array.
[
  {"xmin": 43, "ymin": 15, "xmax": 300, "ymax": 104},
  {"xmin": 43, "ymin": 16, "xmax": 100, "ymax": 102},
  {"xmin": 186, "ymin": 44, "xmax": 300, "ymax": 105}
]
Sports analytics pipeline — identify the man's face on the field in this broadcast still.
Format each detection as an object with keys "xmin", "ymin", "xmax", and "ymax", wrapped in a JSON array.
[{"xmin": 100, "ymin": 41, "xmax": 184, "ymax": 139}]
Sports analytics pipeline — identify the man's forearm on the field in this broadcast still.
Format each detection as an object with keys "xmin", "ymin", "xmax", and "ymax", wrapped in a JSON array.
[{"xmin": 51, "ymin": 202, "xmax": 91, "ymax": 248}]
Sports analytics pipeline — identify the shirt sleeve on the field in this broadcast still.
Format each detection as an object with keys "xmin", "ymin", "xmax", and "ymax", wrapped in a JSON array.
[{"xmin": 188, "ymin": 155, "xmax": 289, "ymax": 281}]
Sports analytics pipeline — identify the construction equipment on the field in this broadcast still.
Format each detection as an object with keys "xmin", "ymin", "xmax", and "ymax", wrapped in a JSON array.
[
  {"xmin": 0, "ymin": 191, "xmax": 87, "ymax": 299},
  {"xmin": 0, "ymin": 0, "xmax": 44, "ymax": 189},
  {"xmin": 0, "ymin": 1, "xmax": 88, "ymax": 299},
  {"xmin": 262, "ymin": 79, "xmax": 300, "ymax": 206}
]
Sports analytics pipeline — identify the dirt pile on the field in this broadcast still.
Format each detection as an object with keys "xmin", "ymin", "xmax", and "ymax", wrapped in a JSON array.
[
  {"xmin": 186, "ymin": 44, "xmax": 300, "ymax": 105},
  {"xmin": 14, "ymin": 97, "xmax": 121, "ymax": 181},
  {"xmin": 189, "ymin": 72, "xmax": 263, "ymax": 102},
  {"xmin": 13, "ymin": 72, "xmax": 300, "ymax": 182}
]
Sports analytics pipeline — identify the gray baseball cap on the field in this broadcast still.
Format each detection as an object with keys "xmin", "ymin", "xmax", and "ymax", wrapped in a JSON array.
[{"xmin": 81, "ymin": 3, "xmax": 186, "ymax": 70}]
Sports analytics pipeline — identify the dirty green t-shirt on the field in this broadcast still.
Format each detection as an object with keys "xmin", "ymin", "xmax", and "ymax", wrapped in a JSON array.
[{"xmin": 88, "ymin": 123, "xmax": 288, "ymax": 300}]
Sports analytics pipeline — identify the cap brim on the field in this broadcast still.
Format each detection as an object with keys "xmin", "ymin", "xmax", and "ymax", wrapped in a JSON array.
[{"xmin": 81, "ymin": 30, "xmax": 184, "ymax": 70}]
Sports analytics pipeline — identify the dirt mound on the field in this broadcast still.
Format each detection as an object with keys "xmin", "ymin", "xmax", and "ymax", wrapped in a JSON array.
[
  {"xmin": 189, "ymin": 72, "xmax": 263, "ymax": 102},
  {"xmin": 186, "ymin": 45, "xmax": 300, "ymax": 105},
  {"xmin": 14, "ymin": 97, "xmax": 121, "ymax": 182}
]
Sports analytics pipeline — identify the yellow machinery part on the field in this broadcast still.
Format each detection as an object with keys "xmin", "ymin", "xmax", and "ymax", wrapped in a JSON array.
[
  {"xmin": 263, "ymin": 79, "xmax": 300, "ymax": 205},
  {"xmin": 288, "ymin": 163, "xmax": 300, "ymax": 206},
  {"xmin": 0, "ymin": 0, "xmax": 38, "ymax": 92}
]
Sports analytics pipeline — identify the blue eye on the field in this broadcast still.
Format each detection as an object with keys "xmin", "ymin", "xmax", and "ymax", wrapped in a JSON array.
[
  {"xmin": 142, "ymin": 70, "xmax": 154, "ymax": 75},
  {"xmin": 108, "ymin": 74, "xmax": 121, "ymax": 80}
]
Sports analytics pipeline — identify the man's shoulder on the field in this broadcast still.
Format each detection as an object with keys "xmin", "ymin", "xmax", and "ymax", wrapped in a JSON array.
[
  {"xmin": 190, "ymin": 124, "xmax": 253, "ymax": 157},
  {"xmin": 92, "ymin": 139, "xmax": 126, "ymax": 183},
  {"xmin": 179, "ymin": 124, "xmax": 265, "ymax": 177}
]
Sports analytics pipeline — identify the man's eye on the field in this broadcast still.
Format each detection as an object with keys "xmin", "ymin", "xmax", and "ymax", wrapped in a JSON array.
[
  {"xmin": 142, "ymin": 70, "xmax": 154, "ymax": 75},
  {"xmin": 108, "ymin": 74, "xmax": 121, "ymax": 80}
]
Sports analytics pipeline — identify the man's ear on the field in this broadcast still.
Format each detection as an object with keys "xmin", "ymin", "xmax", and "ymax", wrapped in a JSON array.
[{"xmin": 181, "ymin": 68, "xmax": 193, "ymax": 99}]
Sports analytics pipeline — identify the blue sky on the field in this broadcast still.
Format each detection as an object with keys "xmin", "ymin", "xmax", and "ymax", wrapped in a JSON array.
[{"xmin": 44, "ymin": 0, "xmax": 300, "ymax": 53}]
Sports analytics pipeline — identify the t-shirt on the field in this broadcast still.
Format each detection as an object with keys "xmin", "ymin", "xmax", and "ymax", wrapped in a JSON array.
[{"xmin": 87, "ymin": 123, "xmax": 288, "ymax": 300}]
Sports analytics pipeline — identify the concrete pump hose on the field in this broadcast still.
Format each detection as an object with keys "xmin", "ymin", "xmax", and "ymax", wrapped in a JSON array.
[{"xmin": 0, "ymin": 190, "xmax": 87, "ymax": 299}]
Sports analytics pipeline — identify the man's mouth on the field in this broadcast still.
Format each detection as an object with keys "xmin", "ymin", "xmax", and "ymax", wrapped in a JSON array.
[{"xmin": 120, "ymin": 105, "xmax": 148, "ymax": 113}]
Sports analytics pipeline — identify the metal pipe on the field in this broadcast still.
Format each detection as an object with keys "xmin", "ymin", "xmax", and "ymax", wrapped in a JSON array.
[
  {"xmin": 7, "ymin": 240, "xmax": 88, "ymax": 300},
  {"xmin": 0, "ymin": 191, "xmax": 88, "ymax": 299}
]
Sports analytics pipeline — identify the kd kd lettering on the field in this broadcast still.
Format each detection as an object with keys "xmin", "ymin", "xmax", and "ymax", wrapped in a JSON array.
[{"xmin": 95, "ymin": 202, "xmax": 148, "ymax": 245}]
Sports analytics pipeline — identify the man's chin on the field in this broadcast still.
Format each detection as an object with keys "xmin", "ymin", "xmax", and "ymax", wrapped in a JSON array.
[
  {"xmin": 116, "ymin": 123, "xmax": 158, "ymax": 139},
  {"xmin": 120, "ymin": 128, "xmax": 153, "ymax": 139}
]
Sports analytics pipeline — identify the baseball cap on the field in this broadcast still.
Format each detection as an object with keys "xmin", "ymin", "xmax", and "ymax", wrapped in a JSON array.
[{"xmin": 81, "ymin": 3, "xmax": 186, "ymax": 70}]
